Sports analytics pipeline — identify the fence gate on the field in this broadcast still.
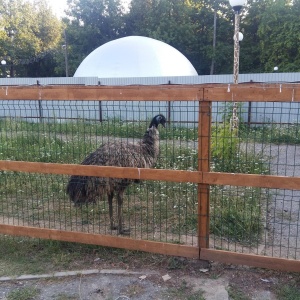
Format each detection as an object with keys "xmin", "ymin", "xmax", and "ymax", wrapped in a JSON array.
[{"xmin": 0, "ymin": 84, "xmax": 299, "ymax": 272}]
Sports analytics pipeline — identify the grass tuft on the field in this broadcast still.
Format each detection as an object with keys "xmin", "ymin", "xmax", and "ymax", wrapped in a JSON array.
[{"xmin": 7, "ymin": 287, "xmax": 40, "ymax": 300}]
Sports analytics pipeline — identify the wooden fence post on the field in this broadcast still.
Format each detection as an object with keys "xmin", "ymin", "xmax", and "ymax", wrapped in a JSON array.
[{"xmin": 198, "ymin": 100, "xmax": 211, "ymax": 251}]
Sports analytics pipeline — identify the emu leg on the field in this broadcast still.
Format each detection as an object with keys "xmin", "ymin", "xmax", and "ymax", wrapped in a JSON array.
[
  {"xmin": 117, "ymin": 190, "xmax": 130, "ymax": 235},
  {"xmin": 108, "ymin": 192, "xmax": 117, "ymax": 230}
]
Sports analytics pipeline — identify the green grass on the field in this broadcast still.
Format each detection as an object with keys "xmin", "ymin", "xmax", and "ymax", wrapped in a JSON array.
[
  {"xmin": 54, "ymin": 295, "xmax": 78, "ymax": 300},
  {"xmin": 0, "ymin": 235, "xmax": 194, "ymax": 276},
  {"xmin": 240, "ymin": 123, "xmax": 300, "ymax": 145},
  {"xmin": 210, "ymin": 186, "xmax": 267, "ymax": 244},
  {"xmin": 0, "ymin": 237, "xmax": 90, "ymax": 276},
  {"xmin": 0, "ymin": 236, "xmax": 141, "ymax": 276},
  {"xmin": 0, "ymin": 118, "xmax": 272, "ymax": 245},
  {"xmin": 227, "ymin": 286, "xmax": 251, "ymax": 300},
  {"xmin": 7, "ymin": 287, "xmax": 40, "ymax": 300},
  {"xmin": 164, "ymin": 280, "xmax": 205, "ymax": 300},
  {"xmin": 276, "ymin": 284, "xmax": 300, "ymax": 300}
]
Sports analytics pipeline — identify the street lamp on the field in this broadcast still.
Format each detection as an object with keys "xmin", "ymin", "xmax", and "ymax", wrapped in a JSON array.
[
  {"xmin": 8, "ymin": 29, "xmax": 15, "ymax": 40},
  {"xmin": 229, "ymin": 0, "xmax": 245, "ymax": 84},
  {"xmin": 234, "ymin": 32, "xmax": 244, "ymax": 42},
  {"xmin": 229, "ymin": 0, "xmax": 245, "ymax": 132},
  {"xmin": 62, "ymin": 30, "xmax": 69, "ymax": 77}
]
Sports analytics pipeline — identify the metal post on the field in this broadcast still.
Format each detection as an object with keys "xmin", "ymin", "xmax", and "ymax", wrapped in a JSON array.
[
  {"xmin": 230, "ymin": 12, "xmax": 240, "ymax": 132},
  {"xmin": 233, "ymin": 12, "xmax": 240, "ymax": 85},
  {"xmin": 64, "ymin": 30, "xmax": 69, "ymax": 77},
  {"xmin": 210, "ymin": 10, "xmax": 217, "ymax": 75}
]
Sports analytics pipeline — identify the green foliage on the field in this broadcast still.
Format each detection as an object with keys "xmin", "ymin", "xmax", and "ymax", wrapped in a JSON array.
[
  {"xmin": 241, "ymin": 0, "xmax": 300, "ymax": 73},
  {"xmin": 0, "ymin": 0, "xmax": 63, "ymax": 77},
  {"xmin": 63, "ymin": 0, "xmax": 125, "ymax": 75},
  {"xmin": 257, "ymin": 0, "xmax": 300, "ymax": 72},
  {"xmin": 211, "ymin": 122, "xmax": 269, "ymax": 174},
  {"xmin": 0, "ymin": 0, "xmax": 299, "ymax": 76},
  {"xmin": 125, "ymin": 0, "xmax": 233, "ymax": 75},
  {"xmin": 211, "ymin": 123, "xmax": 239, "ymax": 172}
]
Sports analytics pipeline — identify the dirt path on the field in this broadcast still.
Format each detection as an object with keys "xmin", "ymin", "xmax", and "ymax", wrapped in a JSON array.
[
  {"xmin": 1, "ymin": 262, "xmax": 296, "ymax": 300},
  {"xmin": 245, "ymin": 143, "xmax": 300, "ymax": 259}
]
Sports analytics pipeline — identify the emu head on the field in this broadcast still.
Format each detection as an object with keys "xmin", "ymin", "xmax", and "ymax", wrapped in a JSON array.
[{"xmin": 149, "ymin": 114, "xmax": 166, "ymax": 129}]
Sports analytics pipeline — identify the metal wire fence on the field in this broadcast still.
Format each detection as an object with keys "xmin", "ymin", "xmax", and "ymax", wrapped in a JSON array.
[
  {"xmin": 0, "ymin": 100, "xmax": 199, "ymax": 246},
  {"xmin": 211, "ymin": 101, "xmax": 300, "ymax": 260},
  {"xmin": 0, "ymin": 97, "xmax": 300, "ymax": 261}
]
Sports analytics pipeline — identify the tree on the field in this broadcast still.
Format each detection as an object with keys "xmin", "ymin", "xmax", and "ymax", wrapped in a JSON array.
[
  {"xmin": 257, "ymin": 0, "xmax": 300, "ymax": 72},
  {"xmin": 63, "ymin": 0, "xmax": 125, "ymax": 75},
  {"xmin": 0, "ymin": 0, "xmax": 63, "ymax": 77},
  {"xmin": 125, "ymin": 0, "xmax": 234, "ymax": 75}
]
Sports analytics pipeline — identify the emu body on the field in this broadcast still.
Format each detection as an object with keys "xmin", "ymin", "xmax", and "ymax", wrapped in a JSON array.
[{"xmin": 66, "ymin": 114, "xmax": 166, "ymax": 234}]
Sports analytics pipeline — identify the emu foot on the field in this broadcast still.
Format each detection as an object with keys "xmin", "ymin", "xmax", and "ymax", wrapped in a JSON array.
[
  {"xmin": 118, "ymin": 228, "xmax": 131, "ymax": 235},
  {"xmin": 110, "ymin": 225, "xmax": 130, "ymax": 235}
]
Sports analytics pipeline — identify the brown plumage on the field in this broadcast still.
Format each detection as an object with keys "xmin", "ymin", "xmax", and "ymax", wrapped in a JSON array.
[{"xmin": 66, "ymin": 114, "xmax": 166, "ymax": 234}]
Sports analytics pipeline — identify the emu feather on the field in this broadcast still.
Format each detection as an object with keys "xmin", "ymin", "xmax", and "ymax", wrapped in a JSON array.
[{"xmin": 66, "ymin": 114, "xmax": 166, "ymax": 234}]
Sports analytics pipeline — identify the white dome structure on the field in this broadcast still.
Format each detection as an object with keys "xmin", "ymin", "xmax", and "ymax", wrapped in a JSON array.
[{"xmin": 74, "ymin": 36, "xmax": 198, "ymax": 77}]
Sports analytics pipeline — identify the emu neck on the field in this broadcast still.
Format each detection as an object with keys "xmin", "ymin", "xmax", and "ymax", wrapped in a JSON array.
[{"xmin": 140, "ymin": 129, "xmax": 159, "ymax": 158}]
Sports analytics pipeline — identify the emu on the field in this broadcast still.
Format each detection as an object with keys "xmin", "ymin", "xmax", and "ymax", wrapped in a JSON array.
[{"xmin": 66, "ymin": 114, "xmax": 166, "ymax": 234}]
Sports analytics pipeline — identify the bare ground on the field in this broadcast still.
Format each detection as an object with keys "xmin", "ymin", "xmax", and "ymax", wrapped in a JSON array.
[
  {"xmin": 244, "ymin": 143, "xmax": 300, "ymax": 259},
  {"xmin": 0, "ymin": 256, "xmax": 299, "ymax": 300}
]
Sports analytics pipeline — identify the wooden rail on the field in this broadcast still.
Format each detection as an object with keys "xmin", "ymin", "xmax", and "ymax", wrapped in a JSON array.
[
  {"xmin": 1, "ymin": 160, "xmax": 300, "ymax": 191},
  {"xmin": 0, "ymin": 83, "xmax": 299, "ymax": 102},
  {"xmin": 0, "ymin": 224, "xmax": 198, "ymax": 259},
  {"xmin": 200, "ymin": 249, "xmax": 300, "ymax": 272}
]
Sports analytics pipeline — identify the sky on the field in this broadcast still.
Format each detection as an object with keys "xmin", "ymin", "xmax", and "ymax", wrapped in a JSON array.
[
  {"xmin": 48, "ymin": 0, "xmax": 131, "ymax": 18},
  {"xmin": 48, "ymin": 0, "xmax": 68, "ymax": 17}
]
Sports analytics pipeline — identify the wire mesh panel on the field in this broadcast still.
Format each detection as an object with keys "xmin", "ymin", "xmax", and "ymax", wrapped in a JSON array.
[
  {"xmin": 0, "ymin": 100, "xmax": 199, "ymax": 246},
  {"xmin": 210, "ymin": 101, "xmax": 300, "ymax": 260},
  {"xmin": 1, "ymin": 92, "xmax": 300, "ymax": 263}
]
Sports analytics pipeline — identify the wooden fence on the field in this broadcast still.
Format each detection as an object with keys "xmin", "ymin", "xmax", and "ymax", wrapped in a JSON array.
[{"xmin": 0, "ymin": 83, "xmax": 300, "ymax": 272}]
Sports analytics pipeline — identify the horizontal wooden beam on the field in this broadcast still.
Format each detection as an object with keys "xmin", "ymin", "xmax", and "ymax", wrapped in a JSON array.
[
  {"xmin": 0, "ymin": 160, "xmax": 201, "ymax": 183},
  {"xmin": 0, "ymin": 83, "xmax": 299, "ymax": 102},
  {"xmin": 2, "ymin": 161, "xmax": 300, "ymax": 190},
  {"xmin": 204, "ymin": 83, "xmax": 300, "ymax": 102},
  {"xmin": 200, "ymin": 248, "xmax": 300, "ymax": 272},
  {"xmin": 0, "ymin": 85, "xmax": 203, "ymax": 101},
  {"xmin": 203, "ymin": 172, "xmax": 300, "ymax": 190},
  {"xmin": 0, "ymin": 224, "xmax": 199, "ymax": 259}
]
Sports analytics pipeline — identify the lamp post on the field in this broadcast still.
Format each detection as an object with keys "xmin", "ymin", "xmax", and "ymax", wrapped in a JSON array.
[
  {"xmin": 63, "ymin": 30, "xmax": 69, "ymax": 77},
  {"xmin": 229, "ymin": 0, "xmax": 245, "ymax": 84},
  {"xmin": 229, "ymin": 0, "xmax": 245, "ymax": 132}
]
